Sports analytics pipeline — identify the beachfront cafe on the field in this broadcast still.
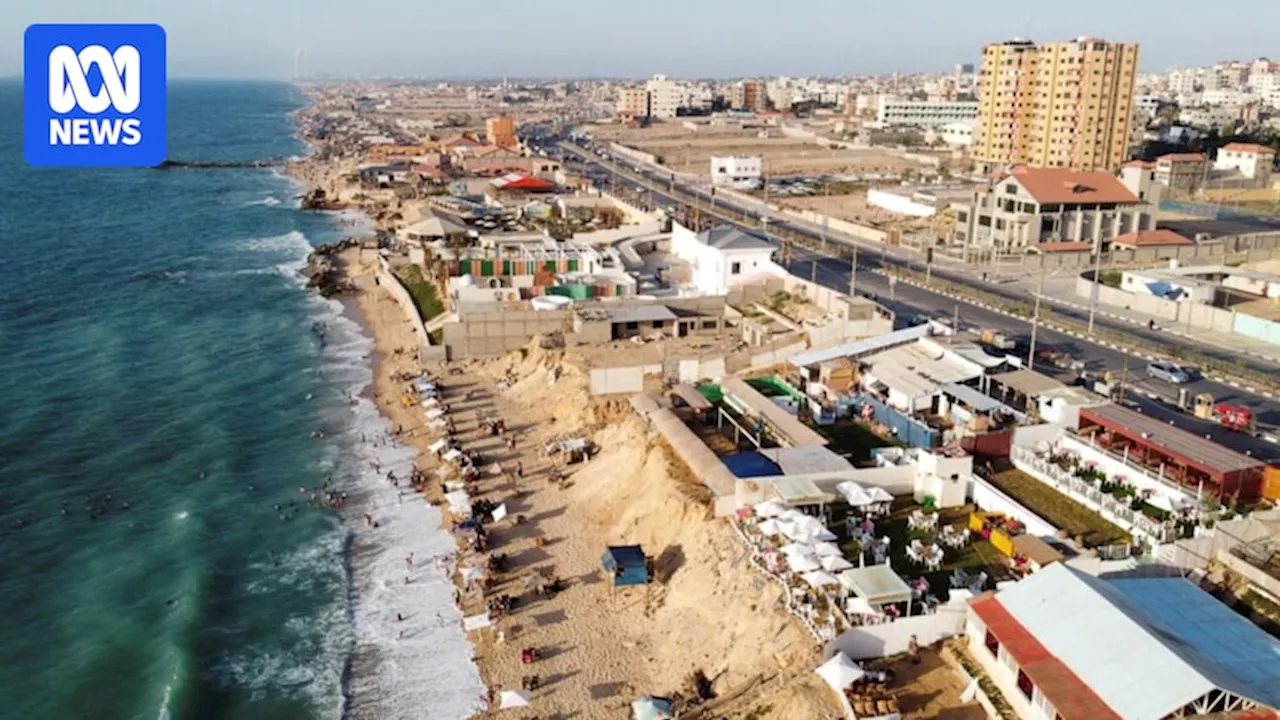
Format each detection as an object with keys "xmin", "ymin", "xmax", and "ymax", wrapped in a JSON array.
[
  {"xmin": 1076, "ymin": 404, "xmax": 1266, "ymax": 501},
  {"xmin": 720, "ymin": 376, "xmax": 828, "ymax": 449}
]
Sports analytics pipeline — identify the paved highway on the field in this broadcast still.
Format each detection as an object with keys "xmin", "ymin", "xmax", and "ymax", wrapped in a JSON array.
[{"xmin": 552, "ymin": 141, "xmax": 1280, "ymax": 460}]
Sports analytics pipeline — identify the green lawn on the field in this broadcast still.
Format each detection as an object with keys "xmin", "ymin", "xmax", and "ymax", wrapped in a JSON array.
[
  {"xmin": 831, "ymin": 501, "xmax": 1010, "ymax": 601},
  {"xmin": 987, "ymin": 469, "xmax": 1130, "ymax": 548},
  {"xmin": 395, "ymin": 265, "xmax": 445, "ymax": 321}
]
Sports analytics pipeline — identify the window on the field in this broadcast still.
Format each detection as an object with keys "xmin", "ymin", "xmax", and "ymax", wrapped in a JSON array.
[
  {"xmin": 984, "ymin": 630, "xmax": 1000, "ymax": 657},
  {"xmin": 625, "ymin": 322, "xmax": 639, "ymax": 331},
  {"xmin": 1016, "ymin": 669, "xmax": 1035, "ymax": 700},
  {"xmin": 730, "ymin": 261, "xmax": 741, "ymax": 274},
  {"xmin": 652, "ymin": 320, "xmax": 664, "ymax": 329},
  {"xmin": 1033, "ymin": 688, "xmax": 1057, "ymax": 719}
]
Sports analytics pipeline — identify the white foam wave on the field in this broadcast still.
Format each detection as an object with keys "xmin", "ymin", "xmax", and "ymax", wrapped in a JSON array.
[
  {"xmin": 316, "ymin": 300, "xmax": 486, "ymax": 719},
  {"xmin": 244, "ymin": 196, "xmax": 283, "ymax": 207},
  {"xmin": 235, "ymin": 230, "xmax": 313, "ymax": 255}
]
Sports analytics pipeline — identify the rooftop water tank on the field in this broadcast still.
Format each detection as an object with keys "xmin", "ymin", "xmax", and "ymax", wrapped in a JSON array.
[{"xmin": 531, "ymin": 295, "xmax": 573, "ymax": 311}]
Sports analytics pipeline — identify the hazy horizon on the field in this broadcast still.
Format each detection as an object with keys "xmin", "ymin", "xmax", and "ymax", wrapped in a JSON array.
[{"xmin": 7, "ymin": 0, "xmax": 1279, "ymax": 80}]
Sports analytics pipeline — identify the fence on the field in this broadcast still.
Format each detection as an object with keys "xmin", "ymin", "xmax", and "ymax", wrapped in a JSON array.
[
  {"xmin": 377, "ymin": 255, "xmax": 432, "ymax": 351},
  {"xmin": 823, "ymin": 605, "xmax": 967, "ymax": 661},
  {"xmin": 851, "ymin": 395, "xmax": 939, "ymax": 448}
]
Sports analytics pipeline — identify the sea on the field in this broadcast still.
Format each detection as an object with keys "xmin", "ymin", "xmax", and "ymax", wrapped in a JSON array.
[{"xmin": 0, "ymin": 80, "xmax": 484, "ymax": 720}]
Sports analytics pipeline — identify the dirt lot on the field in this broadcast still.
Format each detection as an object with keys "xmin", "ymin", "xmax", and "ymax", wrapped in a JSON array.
[
  {"xmin": 593, "ymin": 124, "xmax": 929, "ymax": 177},
  {"xmin": 783, "ymin": 194, "xmax": 956, "ymax": 233}
]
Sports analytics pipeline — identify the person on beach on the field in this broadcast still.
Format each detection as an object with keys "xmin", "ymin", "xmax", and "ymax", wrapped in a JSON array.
[
  {"xmin": 396, "ymin": 613, "xmax": 404, "ymax": 622},
  {"xmin": 516, "ymin": 462, "xmax": 524, "ymax": 480}
]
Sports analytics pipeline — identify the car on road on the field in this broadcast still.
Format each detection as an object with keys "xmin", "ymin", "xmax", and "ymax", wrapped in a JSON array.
[{"xmin": 1147, "ymin": 361, "xmax": 1193, "ymax": 384}]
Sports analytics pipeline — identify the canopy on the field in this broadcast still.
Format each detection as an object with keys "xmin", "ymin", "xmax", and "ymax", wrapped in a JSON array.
[
  {"xmin": 445, "ymin": 490, "xmax": 471, "ymax": 514},
  {"xmin": 631, "ymin": 696, "xmax": 674, "ymax": 720},
  {"xmin": 1148, "ymin": 493, "xmax": 1193, "ymax": 513},
  {"xmin": 839, "ymin": 565, "xmax": 913, "ymax": 606},
  {"xmin": 867, "ymin": 487, "xmax": 894, "ymax": 503},
  {"xmin": 802, "ymin": 570, "xmax": 842, "ymax": 588},
  {"xmin": 499, "ymin": 689, "xmax": 531, "ymax": 709},
  {"xmin": 816, "ymin": 652, "xmax": 866, "ymax": 691},
  {"xmin": 459, "ymin": 565, "xmax": 485, "ymax": 583},
  {"xmin": 779, "ymin": 542, "xmax": 813, "ymax": 557}
]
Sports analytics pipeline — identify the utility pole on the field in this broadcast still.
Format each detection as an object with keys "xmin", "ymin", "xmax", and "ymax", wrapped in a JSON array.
[
  {"xmin": 1087, "ymin": 236, "xmax": 1104, "ymax": 334},
  {"xmin": 849, "ymin": 244, "xmax": 858, "ymax": 298},
  {"xmin": 1117, "ymin": 353, "xmax": 1130, "ymax": 405},
  {"xmin": 951, "ymin": 304, "xmax": 959, "ymax": 346},
  {"xmin": 1028, "ymin": 264, "xmax": 1046, "ymax": 371}
]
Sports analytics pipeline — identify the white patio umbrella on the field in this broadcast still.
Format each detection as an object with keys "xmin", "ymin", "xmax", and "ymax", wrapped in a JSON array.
[
  {"xmin": 809, "ymin": 527, "xmax": 839, "ymax": 543},
  {"xmin": 821, "ymin": 555, "xmax": 854, "ymax": 572},
  {"xmin": 779, "ymin": 542, "xmax": 814, "ymax": 557},
  {"xmin": 499, "ymin": 689, "xmax": 532, "ymax": 708},
  {"xmin": 813, "ymin": 541, "xmax": 844, "ymax": 558},
  {"xmin": 757, "ymin": 518, "xmax": 784, "ymax": 537},
  {"xmin": 787, "ymin": 551, "xmax": 822, "ymax": 573},
  {"xmin": 754, "ymin": 500, "xmax": 786, "ymax": 518},
  {"xmin": 802, "ymin": 570, "xmax": 841, "ymax": 588}
]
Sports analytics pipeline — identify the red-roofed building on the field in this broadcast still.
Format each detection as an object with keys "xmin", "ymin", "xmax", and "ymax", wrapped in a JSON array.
[
  {"xmin": 489, "ymin": 173, "xmax": 556, "ymax": 193},
  {"xmin": 1109, "ymin": 229, "xmax": 1194, "ymax": 249},
  {"xmin": 954, "ymin": 167, "xmax": 1154, "ymax": 255},
  {"xmin": 1215, "ymin": 143, "xmax": 1277, "ymax": 184},
  {"xmin": 1156, "ymin": 152, "xmax": 1209, "ymax": 192}
]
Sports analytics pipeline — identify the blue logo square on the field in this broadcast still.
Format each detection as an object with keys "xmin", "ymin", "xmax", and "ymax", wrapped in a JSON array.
[{"xmin": 24, "ymin": 23, "xmax": 167, "ymax": 167}]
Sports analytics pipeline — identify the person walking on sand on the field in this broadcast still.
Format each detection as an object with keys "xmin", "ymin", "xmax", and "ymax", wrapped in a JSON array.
[{"xmin": 516, "ymin": 462, "xmax": 523, "ymax": 480}]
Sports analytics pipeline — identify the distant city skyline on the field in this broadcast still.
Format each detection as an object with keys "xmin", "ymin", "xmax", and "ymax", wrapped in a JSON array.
[{"xmin": 6, "ymin": 0, "xmax": 1279, "ymax": 80}]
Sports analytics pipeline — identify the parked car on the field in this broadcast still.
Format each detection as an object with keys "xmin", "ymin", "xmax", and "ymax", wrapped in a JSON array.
[{"xmin": 1147, "ymin": 361, "xmax": 1192, "ymax": 384}]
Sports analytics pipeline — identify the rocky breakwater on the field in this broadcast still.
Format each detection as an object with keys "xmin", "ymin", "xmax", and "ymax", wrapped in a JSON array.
[
  {"xmin": 301, "ymin": 239, "xmax": 359, "ymax": 297},
  {"xmin": 300, "ymin": 187, "xmax": 349, "ymax": 211}
]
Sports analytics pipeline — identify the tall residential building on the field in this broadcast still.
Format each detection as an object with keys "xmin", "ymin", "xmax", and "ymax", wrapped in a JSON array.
[
  {"xmin": 974, "ymin": 37, "xmax": 1139, "ymax": 173},
  {"xmin": 485, "ymin": 115, "xmax": 517, "ymax": 148},
  {"xmin": 731, "ymin": 79, "xmax": 764, "ymax": 112},
  {"xmin": 615, "ymin": 86, "xmax": 648, "ymax": 119},
  {"xmin": 645, "ymin": 74, "xmax": 682, "ymax": 119}
]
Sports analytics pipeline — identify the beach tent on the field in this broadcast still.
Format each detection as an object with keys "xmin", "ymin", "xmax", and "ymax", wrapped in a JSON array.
[
  {"xmin": 836, "ymin": 481, "xmax": 873, "ymax": 507},
  {"xmin": 816, "ymin": 652, "xmax": 865, "ymax": 692},
  {"xmin": 428, "ymin": 438, "xmax": 449, "ymax": 455},
  {"xmin": 445, "ymin": 490, "xmax": 471, "ymax": 514},
  {"xmin": 602, "ymin": 545, "xmax": 651, "ymax": 586},
  {"xmin": 459, "ymin": 565, "xmax": 486, "ymax": 584},
  {"xmin": 631, "ymin": 696, "xmax": 675, "ymax": 720},
  {"xmin": 426, "ymin": 407, "xmax": 448, "ymax": 421},
  {"xmin": 778, "ymin": 542, "xmax": 813, "ymax": 557},
  {"xmin": 498, "ymin": 689, "xmax": 532, "ymax": 709},
  {"xmin": 462, "ymin": 612, "xmax": 492, "ymax": 631},
  {"xmin": 866, "ymin": 487, "xmax": 894, "ymax": 504},
  {"xmin": 491, "ymin": 503, "xmax": 508, "ymax": 523}
]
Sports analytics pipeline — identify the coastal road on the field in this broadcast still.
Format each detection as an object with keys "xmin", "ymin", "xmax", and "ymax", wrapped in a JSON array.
[{"xmin": 558, "ymin": 144, "xmax": 1280, "ymax": 460}]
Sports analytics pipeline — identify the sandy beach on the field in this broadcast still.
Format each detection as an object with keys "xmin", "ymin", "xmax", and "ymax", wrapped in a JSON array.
[{"xmin": 326, "ymin": 239, "xmax": 839, "ymax": 719}]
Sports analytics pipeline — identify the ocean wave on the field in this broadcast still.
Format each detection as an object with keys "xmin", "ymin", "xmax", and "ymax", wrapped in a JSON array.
[
  {"xmin": 244, "ymin": 196, "xmax": 283, "ymax": 207},
  {"xmin": 234, "ymin": 230, "xmax": 313, "ymax": 256},
  {"xmin": 314, "ymin": 293, "xmax": 485, "ymax": 720}
]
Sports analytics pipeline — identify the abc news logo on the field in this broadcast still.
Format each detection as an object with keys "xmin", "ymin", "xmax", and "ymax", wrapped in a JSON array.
[
  {"xmin": 48, "ymin": 44, "xmax": 143, "ymax": 146},
  {"xmin": 24, "ymin": 24, "xmax": 166, "ymax": 167}
]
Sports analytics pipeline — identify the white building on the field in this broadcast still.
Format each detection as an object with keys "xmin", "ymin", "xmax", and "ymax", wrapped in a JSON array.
[
  {"xmin": 967, "ymin": 563, "xmax": 1280, "ymax": 720},
  {"xmin": 938, "ymin": 120, "xmax": 975, "ymax": 147},
  {"xmin": 876, "ymin": 97, "xmax": 979, "ymax": 128},
  {"xmin": 669, "ymin": 223, "xmax": 781, "ymax": 295},
  {"xmin": 644, "ymin": 74, "xmax": 682, "ymax": 120},
  {"xmin": 709, "ymin": 155, "xmax": 762, "ymax": 190},
  {"xmin": 1215, "ymin": 142, "xmax": 1276, "ymax": 183}
]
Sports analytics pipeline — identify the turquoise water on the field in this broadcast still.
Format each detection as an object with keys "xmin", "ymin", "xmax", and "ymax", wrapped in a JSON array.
[{"xmin": 0, "ymin": 80, "xmax": 481, "ymax": 720}]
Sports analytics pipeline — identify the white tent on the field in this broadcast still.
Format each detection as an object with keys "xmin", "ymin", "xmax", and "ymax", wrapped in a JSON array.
[
  {"xmin": 1148, "ymin": 493, "xmax": 1192, "ymax": 513},
  {"xmin": 755, "ymin": 500, "xmax": 786, "ymax": 518},
  {"xmin": 445, "ymin": 490, "xmax": 471, "ymax": 513},
  {"xmin": 779, "ymin": 542, "xmax": 814, "ymax": 557},
  {"xmin": 821, "ymin": 555, "xmax": 854, "ymax": 572},
  {"xmin": 802, "ymin": 570, "xmax": 841, "ymax": 588},
  {"xmin": 426, "ymin": 407, "xmax": 448, "ymax": 420},
  {"xmin": 816, "ymin": 651, "xmax": 866, "ymax": 691},
  {"xmin": 499, "ymin": 689, "xmax": 531, "ymax": 709},
  {"xmin": 491, "ymin": 503, "xmax": 509, "ymax": 523},
  {"xmin": 786, "ymin": 552, "xmax": 822, "ymax": 573},
  {"xmin": 866, "ymin": 486, "xmax": 894, "ymax": 503},
  {"xmin": 810, "ymin": 527, "xmax": 839, "ymax": 543},
  {"xmin": 428, "ymin": 438, "xmax": 448, "ymax": 454},
  {"xmin": 459, "ymin": 565, "xmax": 486, "ymax": 583}
]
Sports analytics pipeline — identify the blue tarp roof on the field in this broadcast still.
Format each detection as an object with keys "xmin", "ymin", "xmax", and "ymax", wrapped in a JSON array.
[
  {"xmin": 603, "ymin": 545, "xmax": 647, "ymax": 569},
  {"xmin": 722, "ymin": 451, "xmax": 783, "ymax": 478}
]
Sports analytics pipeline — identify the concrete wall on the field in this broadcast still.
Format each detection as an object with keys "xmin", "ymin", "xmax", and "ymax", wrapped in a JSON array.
[
  {"xmin": 599, "ymin": 191, "xmax": 657, "ymax": 226},
  {"xmin": 824, "ymin": 605, "xmax": 967, "ymax": 660},
  {"xmin": 867, "ymin": 188, "xmax": 936, "ymax": 217},
  {"xmin": 609, "ymin": 142, "xmax": 659, "ymax": 166},
  {"xmin": 1012, "ymin": 231, "xmax": 1280, "ymax": 273},
  {"xmin": 589, "ymin": 365, "xmax": 644, "ymax": 395},
  {"xmin": 442, "ymin": 308, "xmax": 572, "ymax": 357},
  {"xmin": 968, "ymin": 476, "xmax": 1061, "ymax": 538},
  {"xmin": 1234, "ymin": 311, "xmax": 1280, "ymax": 345},
  {"xmin": 570, "ymin": 219, "xmax": 663, "ymax": 247},
  {"xmin": 378, "ymin": 256, "xmax": 432, "ymax": 350},
  {"xmin": 1074, "ymin": 276, "xmax": 1237, "ymax": 333},
  {"xmin": 781, "ymin": 207, "xmax": 892, "ymax": 245}
]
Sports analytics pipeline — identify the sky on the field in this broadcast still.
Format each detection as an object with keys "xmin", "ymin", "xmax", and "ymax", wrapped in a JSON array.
[{"xmin": 5, "ymin": 0, "xmax": 1279, "ymax": 80}]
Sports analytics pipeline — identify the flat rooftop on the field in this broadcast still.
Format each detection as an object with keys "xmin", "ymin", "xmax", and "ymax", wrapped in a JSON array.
[{"xmin": 1079, "ymin": 404, "xmax": 1263, "ymax": 477}]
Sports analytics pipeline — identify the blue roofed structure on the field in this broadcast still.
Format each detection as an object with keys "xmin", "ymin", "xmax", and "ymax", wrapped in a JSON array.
[{"xmin": 602, "ymin": 545, "xmax": 651, "ymax": 586}]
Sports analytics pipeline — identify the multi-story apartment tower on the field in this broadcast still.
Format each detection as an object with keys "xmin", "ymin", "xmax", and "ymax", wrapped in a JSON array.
[{"xmin": 975, "ymin": 37, "xmax": 1139, "ymax": 173}]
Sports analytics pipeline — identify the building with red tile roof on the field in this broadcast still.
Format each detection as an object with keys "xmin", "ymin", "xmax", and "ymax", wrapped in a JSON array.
[
  {"xmin": 1215, "ymin": 143, "xmax": 1277, "ymax": 184},
  {"xmin": 953, "ymin": 167, "xmax": 1153, "ymax": 255}
]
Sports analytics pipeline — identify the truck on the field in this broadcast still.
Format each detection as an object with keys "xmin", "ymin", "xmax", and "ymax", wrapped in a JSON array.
[
  {"xmin": 1192, "ymin": 393, "xmax": 1257, "ymax": 435},
  {"xmin": 979, "ymin": 329, "xmax": 1016, "ymax": 350}
]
